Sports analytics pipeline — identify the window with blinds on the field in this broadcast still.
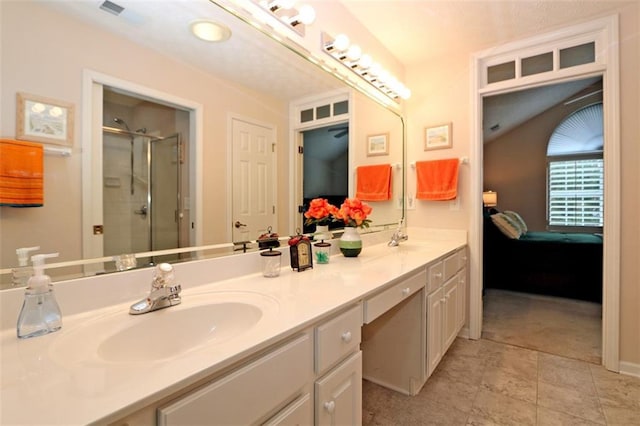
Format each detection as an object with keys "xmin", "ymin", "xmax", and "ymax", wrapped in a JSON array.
[{"xmin": 547, "ymin": 158, "xmax": 604, "ymax": 229}]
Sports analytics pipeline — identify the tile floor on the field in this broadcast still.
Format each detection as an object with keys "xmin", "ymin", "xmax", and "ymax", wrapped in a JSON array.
[
  {"xmin": 362, "ymin": 291, "xmax": 640, "ymax": 425},
  {"xmin": 482, "ymin": 289, "xmax": 602, "ymax": 364}
]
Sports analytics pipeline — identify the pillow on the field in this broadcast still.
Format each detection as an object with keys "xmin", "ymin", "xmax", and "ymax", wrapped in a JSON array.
[
  {"xmin": 490, "ymin": 213, "xmax": 522, "ymax": 239},
  {"xmin": 504, "ymin": 210, "xmax": 528, "ymax": 234}
]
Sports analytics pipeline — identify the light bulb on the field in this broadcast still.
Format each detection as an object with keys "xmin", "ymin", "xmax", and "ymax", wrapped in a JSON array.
[
  {"xmin": 297, "ymin": 5, "xmax": 316, "ymax": 25},
  {"xmin": 346, "ymin": 44, "xmax": 362, "ymax": 61},
  {"xmin": 358, "ymin": 54, "xmax": 373, "ymax": 69},
  {"xmin": 333, "ymin": 34, "xmax": 350, "ymax": 52},
  {"xmin": 369, "ymin": 62, "xmax": 382, "ymax": 77},
  {"xmin": 378, "ymin": 69, "xmax": 390, "ymax": 84}
]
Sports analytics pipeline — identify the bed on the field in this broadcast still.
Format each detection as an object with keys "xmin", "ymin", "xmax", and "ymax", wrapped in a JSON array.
[{"xmin": 483, "ymin": 210, "xmax": 603, "ymax": 303}]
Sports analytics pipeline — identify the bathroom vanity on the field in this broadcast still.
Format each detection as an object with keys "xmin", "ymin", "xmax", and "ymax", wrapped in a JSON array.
[{"xmin": 0, "ymin": 229, "xmax": 467, "ymax": 425}]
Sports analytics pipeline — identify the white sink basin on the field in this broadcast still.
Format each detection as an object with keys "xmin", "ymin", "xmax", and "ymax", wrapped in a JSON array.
[
  {"xmin": 50, "ymin": 291, "xmax": 279, "ymax": 364},
  {"xmin": 98, "ymin": 302, "xmax": 262, "ymax": 362}
]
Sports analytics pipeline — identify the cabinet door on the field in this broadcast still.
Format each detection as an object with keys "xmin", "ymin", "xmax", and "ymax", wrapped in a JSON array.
[
  {"xmin": 426, "ymin": 288, "xmax": 443, "ymax": 378},
  {"xmin": 315, "ymin": 351, "xmax": 362, "ymax": 426},
  {"xmin": 456, "ymin": 270, "xmax": 466, "ymax": 331},
  {"xmin": 443, "ymin": 278, "xmax": 458, "ymax": 352}
]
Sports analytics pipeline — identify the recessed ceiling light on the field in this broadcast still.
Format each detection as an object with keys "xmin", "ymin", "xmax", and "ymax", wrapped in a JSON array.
[{"xmin": 190, "ymin": 20, "xmax": 231, "ymax": 42}]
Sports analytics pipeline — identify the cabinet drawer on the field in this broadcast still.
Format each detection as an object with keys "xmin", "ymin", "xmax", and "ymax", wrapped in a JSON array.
[
  {"xmin": 158, "ymin": 333, "xmax": 312, "ymax": 426},
  {"xmin": 427, "ymin": 261, "xmax": 444, "ymax": 294},
  {"xmin": 315, "ymin": 304, "xmax": 362, "ymax": 374},
  {"xmin": 364, "ymin": 269, "xmax": 426, "ymax": 324},
  {"xmin": 443, "ymin": 250, "xmax": 462, "ymax": 282},
  {"xmin": 263, "ymin": 393, "xmax": 312, "ymax": 426}
]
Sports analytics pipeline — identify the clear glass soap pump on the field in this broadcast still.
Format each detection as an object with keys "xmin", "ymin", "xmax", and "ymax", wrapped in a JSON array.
[{"xmin": 17, "ymin": 253, "xmax": 62, "ymax": 339}]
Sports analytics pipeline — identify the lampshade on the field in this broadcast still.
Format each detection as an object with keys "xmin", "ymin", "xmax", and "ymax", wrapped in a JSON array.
[{"xmin": 483, "ymin": 191, "xmax": 498, "ymax": 207}]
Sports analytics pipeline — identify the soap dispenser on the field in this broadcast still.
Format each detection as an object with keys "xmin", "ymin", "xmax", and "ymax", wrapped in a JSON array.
[
  {"xmin": 17, "ymin": 253, "xmax": 62, "ymax": 339},
  {"xmin": 12, "ymin": 246, "xmax": 40, "ymax": 287}
]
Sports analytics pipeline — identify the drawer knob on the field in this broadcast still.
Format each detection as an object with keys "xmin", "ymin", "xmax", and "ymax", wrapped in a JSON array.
[
  {"xmin": 402, "ymin": 287, "xmax": 410, "ymax": 296},
  {"xmin": 341, "ymin": 331, "xmax": 352, "ymax": 343},
  {"xmin": 434, "ymin": 272, "xmax": 443, "ymax": 278},
  {"xmin": 324, "ymin": 400, "xmax": 336, "ymax": 414}
]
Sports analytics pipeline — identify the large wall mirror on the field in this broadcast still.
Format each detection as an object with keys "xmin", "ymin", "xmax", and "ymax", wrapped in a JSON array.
[{"xmin": 0, "ymin": 0, "xmax": 405, "ymax": 287}]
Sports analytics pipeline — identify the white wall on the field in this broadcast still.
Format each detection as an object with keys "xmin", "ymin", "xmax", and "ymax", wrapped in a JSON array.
[{"xmin": 405, "ymin": 4, "xmax": 639, "ymax": 367}]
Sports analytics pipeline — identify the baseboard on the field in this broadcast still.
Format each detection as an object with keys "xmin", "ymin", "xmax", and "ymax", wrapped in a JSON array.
[
  {"xmin": 458, "ymin": 326, "xmax": 470, "ymax": 339},
  {"xmin": 619, "ymin": 361, "xmax": 640, "ymax": 378}
]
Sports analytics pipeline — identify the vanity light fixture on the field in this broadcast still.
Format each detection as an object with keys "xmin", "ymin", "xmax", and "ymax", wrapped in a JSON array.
[
  {"xmin": 190, "ymin": 20, "xmax": 232, "ymax": 42},
  {"xmin": 322, "ymin": 32, "xmax": 411, "ymax": 102}
]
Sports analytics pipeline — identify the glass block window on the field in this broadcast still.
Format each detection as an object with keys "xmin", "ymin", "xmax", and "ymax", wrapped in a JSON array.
[
  {"xmin": 334, "ymin": 100, "xmax": 348, "ymax": 115},
  {"xmin": 560, "ymin": 42, "xmax": 595, "ymax": 69},
  {"xmin": 522, "ymin": 52, "xmax": 553, "ymax": 77},
  {"xmin": 300, "ymin": 108, "xmax": 314, "ymax": 123},
  {"xmin": 316, "ymin": 104, "xmax": 330, "ymax": 119},
  {"xmin": 487, "ymin": 61, "xmax": 516, "ymax": 84}
]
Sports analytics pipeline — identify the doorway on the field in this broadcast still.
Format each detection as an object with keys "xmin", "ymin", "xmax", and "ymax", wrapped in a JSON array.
[
  {"xmin": 469, "ymin": 16, "xmax": 620, "ymax": 371},
  {"xmin": 82, "ymin": 70, "xmax": 203, "ymax": 274},
  {"xmin": 300, "ymin": 122, "xmax": 349, "ymax": 234}
]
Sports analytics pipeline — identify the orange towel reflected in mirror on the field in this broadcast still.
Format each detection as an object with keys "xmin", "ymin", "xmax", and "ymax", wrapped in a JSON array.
[
  {"xmin": 416, "ymin": 159, "xmax": 459, "ymax": 201},
  {"xmin": 356, "ymin": 164, "xmax": 392, "ymax": 201},
  {"xmin": 0, "ymin": 139, "xmax": 44, "ymax": 207}
]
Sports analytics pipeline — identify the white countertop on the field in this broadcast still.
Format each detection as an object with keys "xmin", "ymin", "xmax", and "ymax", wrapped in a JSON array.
[{"xmin": 0, "ymin": 229, "xmax": 466, "ymax": 425}]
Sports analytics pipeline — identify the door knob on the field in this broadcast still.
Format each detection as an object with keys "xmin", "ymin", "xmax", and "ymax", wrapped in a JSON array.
[{"xmin": 234, "ymin": 221, "xmax": 247, "ymax": 228}]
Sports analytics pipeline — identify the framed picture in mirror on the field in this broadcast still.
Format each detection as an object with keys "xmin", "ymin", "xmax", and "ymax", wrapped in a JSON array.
[
  {"xmin": 16, "ymin": 92, "xmax": 74, "ymax": 146},
  {"xmin": 424, "ymin": 122, "xmax": 452, "ymax": 151},
  {"xmin": 367, "ymin": 132, "xmax": 389, "ymax": 156}
]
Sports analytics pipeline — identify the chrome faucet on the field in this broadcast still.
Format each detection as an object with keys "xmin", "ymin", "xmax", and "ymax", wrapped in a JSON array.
[
  {"xmin": 388, "ymin": 219, "xmax": 409, "ymax": 247},
  {"xmin": 129, "ymin": 263, "xmax": 182, "ymax": 315}
]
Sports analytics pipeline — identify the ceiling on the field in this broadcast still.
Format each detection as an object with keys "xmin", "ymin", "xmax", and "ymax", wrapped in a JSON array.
[
  {"xmin": 338, "ymin": 0, "xmax": 632, "ymax": 67},
  {"xmin": 43, "ymin": 0, "xmax": 342, "ymax": 101},
  {"xmin": 44, "ymin": 0, "xmax": 625, "ymax": 139}
]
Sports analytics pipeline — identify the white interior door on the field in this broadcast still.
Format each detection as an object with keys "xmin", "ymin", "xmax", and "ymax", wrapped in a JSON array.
[{"xmin": 232, "ymin": 118, "xmax": 276, "ymax": 242}]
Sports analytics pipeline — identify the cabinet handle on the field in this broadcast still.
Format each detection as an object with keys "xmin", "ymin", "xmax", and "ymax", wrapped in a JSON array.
[
  {"xmin": 341, "ymin": 331, "xmax": 352, "ymax": 343},
  {"xmin": 402, "ymin": 287, "xmax": 410, "ymax": 296},
  {"xmin": 434, "ymin": 272, "xmax": 443, "ymax": 278},
  {"xmin": 324, "ymin": 400, "xmax": 336, "ymax": 414}
]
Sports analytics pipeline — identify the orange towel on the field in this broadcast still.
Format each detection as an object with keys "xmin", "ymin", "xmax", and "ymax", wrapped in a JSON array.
[
  {"xmin": 416, "ymin": 159, "xmax": 459, "ymax": 201},
  {"xmin": 0, "ymin": 139, "xmax": 44, "ymax": 207},
  {"xmin": 356, "ymin": 164, "xmax": 392, "ymax": 201}
]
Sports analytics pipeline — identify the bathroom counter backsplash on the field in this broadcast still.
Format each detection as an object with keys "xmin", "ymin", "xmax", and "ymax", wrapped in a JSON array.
[{"xmin": 0, "ymin": 227, "xmax": 466, "ymax": 425}]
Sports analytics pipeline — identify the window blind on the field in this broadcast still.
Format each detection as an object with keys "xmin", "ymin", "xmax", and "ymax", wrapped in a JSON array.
[{"xmin": 548, "ymin": 158, "xmax": 604, "ymax": 227}]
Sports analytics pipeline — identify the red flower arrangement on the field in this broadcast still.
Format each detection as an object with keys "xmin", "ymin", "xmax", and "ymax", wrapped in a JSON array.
[
  {"xmin": 332, "ymin": 198, "xmax": 373, "ymax": 229},
  {"xmin": 304, "ymin": 197, "xmax": 373, "ymax": 229},
  {"xmin": 304, "ymin": 198, "xmax": 338, "ymax": 226}
]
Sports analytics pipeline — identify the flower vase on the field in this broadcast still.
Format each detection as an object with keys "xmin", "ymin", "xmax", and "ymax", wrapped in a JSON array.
[
  {"xmin": 339, "ymin": 227, "xmax": 362, "ymax": 257},
  {"xmin": 314, "ymin": 224, "xmax": 333, "ymax": 241}
]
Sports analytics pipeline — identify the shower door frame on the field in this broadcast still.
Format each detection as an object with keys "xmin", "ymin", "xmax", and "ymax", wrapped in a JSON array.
[{"xmin": 101, "ymin": 127, "xmax": 183, "ymax": 258}]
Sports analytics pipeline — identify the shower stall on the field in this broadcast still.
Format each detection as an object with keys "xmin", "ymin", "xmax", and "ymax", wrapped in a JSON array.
[{"xmin": 102, "ymin": 122, "xmax": 183, "ymax": 264}]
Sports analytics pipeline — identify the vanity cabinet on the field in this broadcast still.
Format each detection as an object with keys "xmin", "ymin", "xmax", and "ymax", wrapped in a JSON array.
[
  {"xmin": 113, "ymin": 305, "xmax": 363, "ymax": 426},
  {"xmin": 157, "ymin": 333, "xmax": 313, "ymax": 425},
  {"xmin": 426, "ymin": 248, "xmax": 467, "ymax": 378},
  {"xmin": 314, "ymin": 304, "xmax": 363, "ymax": 426}
]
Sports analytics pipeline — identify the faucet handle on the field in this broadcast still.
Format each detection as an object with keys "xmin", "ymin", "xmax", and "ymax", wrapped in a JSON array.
[{"xmin": 152, "ymin": 263, "xmax": 175, "ymax": 289}]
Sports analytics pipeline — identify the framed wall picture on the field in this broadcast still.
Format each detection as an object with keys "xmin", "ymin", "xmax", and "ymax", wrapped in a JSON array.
[
  {"xmin": 367, "ymin": 132, "xmax": 389, "ymax": 156},
  {"xmin": 16, "ymin": 92, "xmax": 75, "ymax": 146},
  {"xmin": 424, "ymin": 122, "xmax": 452, "ymax": 151}
]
